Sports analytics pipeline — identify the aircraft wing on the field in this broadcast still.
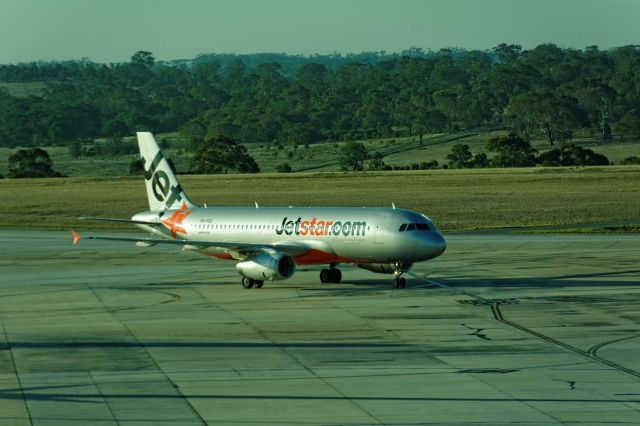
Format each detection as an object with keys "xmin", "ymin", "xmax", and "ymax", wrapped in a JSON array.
[
  {"xmin": 71, "ymin": 231, "xmax": 310, "ymax": 259},
  {"xmin": 78, "ymin": 217, "xmax": 162, "ymax": 226}
]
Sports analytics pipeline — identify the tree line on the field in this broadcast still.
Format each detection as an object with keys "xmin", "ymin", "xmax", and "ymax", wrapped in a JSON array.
[{"xmin": 0, "ymin": 45, "xmax": 639, "ymax": 151}]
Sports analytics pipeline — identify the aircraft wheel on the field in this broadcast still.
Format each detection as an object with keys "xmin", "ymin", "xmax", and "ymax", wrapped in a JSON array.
[
  {"xmin": 254, "ymin": 280, "xmax": 264, "ymax": 288},
  {"xmin": 242, "ymin": 277, "xmax": 254, "ymax": 289},
  {"xmin": 330, "ymin": 268, "xmax": 342, "ymax": 283},
  {"xmin": 394, "ymin": 277, "xmax": 406, "ymax": 289},
  {"xmin": 320, "ymin": 269, "xmax": 331, "ymax": 284}
]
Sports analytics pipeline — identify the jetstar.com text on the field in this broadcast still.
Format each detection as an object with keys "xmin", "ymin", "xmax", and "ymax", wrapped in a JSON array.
[{"xmin": 275, "ymin": 217, "xmax": 367, "ymax": 237}]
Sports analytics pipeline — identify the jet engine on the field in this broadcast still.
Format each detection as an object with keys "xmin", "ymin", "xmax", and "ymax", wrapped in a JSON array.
[
  {"xmin": 236, "ymin": 252, "xmax": 296, "ymax": 281},
  {"xmin": 357, "ymin": 262, "xmax": 413, "ymax": 274}
]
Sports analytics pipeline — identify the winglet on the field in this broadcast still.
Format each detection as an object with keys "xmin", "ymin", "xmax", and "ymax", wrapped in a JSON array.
[{"xmin": 70, "ymin": 229, "xmax": 81, "ymax": 246}]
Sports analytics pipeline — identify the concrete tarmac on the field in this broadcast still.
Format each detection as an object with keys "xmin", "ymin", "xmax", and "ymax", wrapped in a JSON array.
[{"xmin": 0, "ymin": 230, "xmax": 639, "ymax": 425}]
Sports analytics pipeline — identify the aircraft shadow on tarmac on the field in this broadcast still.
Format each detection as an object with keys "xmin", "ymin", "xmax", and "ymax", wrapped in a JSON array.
[
  {"xmin": 0, "ymin": 383, "xmax": 638, "ymax": 404},
  {"xmin": 297, "ymin": 268, "xmax": 640, "ymax": 294}
]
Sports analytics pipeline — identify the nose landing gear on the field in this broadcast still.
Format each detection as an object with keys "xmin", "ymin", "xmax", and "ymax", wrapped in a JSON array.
[{"xmin": 393, "ymin": 262, "xmax": 407, "ymax": 288}]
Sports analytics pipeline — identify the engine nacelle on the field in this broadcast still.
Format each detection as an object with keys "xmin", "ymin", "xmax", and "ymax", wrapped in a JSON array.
[
  {"xmin": 236, "ymin": 252, "xmax": 296, "ymax": 281},
  {"xmin": 357, "ymin": 262, "xmax": 413, "ymax": 274}
]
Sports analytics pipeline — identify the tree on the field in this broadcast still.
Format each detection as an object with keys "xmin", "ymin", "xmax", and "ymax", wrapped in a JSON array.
[
  {"xmin": 8, "ymin": 148, "xmax": 62, "ymax": 178},
  {"xmin": 506, "ymin": 90, "xmax": 584, "ymax": 145},
  {"xmin": 69, "ymin": 141, "xmax": 82, "ymax": 159},
  {"xmin": 367, "ymin": 151, "xmax": 386, "ymax": 170},
  {"xmin": 446, "ymin": 144, "xmax": 473, "ymax": 168},
  {"xmin": 537, "ymin": 143, "xmax": 609, "ymax": 166},
  {"xmin": 473, "ymin": 152, "xmax": 490, "ymax": 168},
  {"xmin": 492, "ymin": 43, "xmax": 522, "ymax": 64},
  {"xmin": 129, "ymin": 159, "xmax": 144, "ymax": 175},
  {"xmin": 486, "ymin": 133, "xmax": 537, "ymax": 167},
  {"xmin": 575, "ymin": 86, "xmax": 615, "ymax": 141},
  {"xmin": 188, "ymin": 135, "xmax": 259, "ymax": 174},
  {"xmin": 613, "ymin": 110, "xmax": 640, "ymax": 138},
  {"xmin": 131, "ymin": 51, "xmax": 155, "ymax": 67},
  {"xmin": 339, "ymin": 141, "xmax": 369, "ymax": 171},
  {"xmin": 275, "ymin": 162, "xmax": 292, "ymax": 173},
  {"xmin": 621, "ymin": 156, "xmax": 640, "ymax": 165}
]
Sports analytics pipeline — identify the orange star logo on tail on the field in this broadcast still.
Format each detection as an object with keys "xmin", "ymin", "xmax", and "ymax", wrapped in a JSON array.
[{"xmin": 162, "ymin": 202, "xmax": 192, "ymax": 239}]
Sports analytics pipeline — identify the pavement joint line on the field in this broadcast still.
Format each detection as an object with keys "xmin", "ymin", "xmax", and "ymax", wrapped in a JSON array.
[
  {"xmin": 83, "ymin": 283, "xmax": 207, "ymax": 425},
  {"xmin": 192, "ymin": 287, "xmax": 386, "ymax": 425},
  {"xmin": 0, "ymin": 316, "xmax": 34, "ymax": 426},
  {"xmin": 88, "ymin": 371, "xmax": 119, "ymax": 425}
]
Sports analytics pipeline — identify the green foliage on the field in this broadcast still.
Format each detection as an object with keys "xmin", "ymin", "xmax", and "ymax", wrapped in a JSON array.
[
  {"xmin": 613, "ymin": 110, "xmax": 640, "ymax": 138},
  {"xmin": 419, "ymin": 160, "xmax": 439, "ymax": 170},
  {"xmin": 188, "ymin": 135, "xmax": 259, "ymax": 174},
  {"xmin": 68, "ymin": 140, "xmax": 82, "ymax": 159},
  {"xmin": 486, "ymin": 133, "xmax": 537, "ymax": 167},
  {"xmin": 94, "ymin": 137, "xmax": 137, "ymax": 156},
  {"xmin": 0, "ymin": 45, "xmax": 640, "ymax": 152},
  {"xmin": 275, "ymin": 162, "xmax": 292, "ymax": 173},
  {"xmin": 339, "ymin": 141, "xmax": 369, "ymax": 171},
  {"xmin": 446, "ymin": 144, "xmax": 473, "ymax": 168},
  {"xmin": 129, "ymin": 159, "xmax": 144, "ymax": 175},
  {"xmin": 537, "ymin": 143, "xmax": 609, "ymax": 166},
  {"xmin": 473, "ymin": 152, "xmax": 490, "ymax": 168},
  {"xmin": 367, "ymin": 152, "xmax": 386, "ymax": 170},
  {"xmin": 8, "ymin": 148, "xmax": 62, "ymax": 178},
  {"xmin": 622, "ymin": 156, "xmax": 640, "ymax": 165}
]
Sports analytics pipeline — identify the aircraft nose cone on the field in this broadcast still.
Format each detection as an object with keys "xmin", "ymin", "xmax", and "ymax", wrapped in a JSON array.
[{"xmin": 423, "ymin": 232, "xmax": 446, "ymax": 259}]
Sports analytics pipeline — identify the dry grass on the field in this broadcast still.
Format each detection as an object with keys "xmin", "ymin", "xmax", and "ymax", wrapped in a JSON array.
[{"xmin": 1, "ymin": 166, "xmax": 639, "ymax": 232}]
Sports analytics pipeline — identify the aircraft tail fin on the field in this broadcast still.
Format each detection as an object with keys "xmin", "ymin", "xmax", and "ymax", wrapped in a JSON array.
[{"xmin": 137, "ymin": 132, "xmax": 195, "ymax": 211}]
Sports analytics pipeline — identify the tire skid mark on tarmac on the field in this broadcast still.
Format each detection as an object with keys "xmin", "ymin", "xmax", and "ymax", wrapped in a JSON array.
[
  {"xmin": 410, "ymin": 274, "xmax": 640, "ymax": 381},
  {"xmin": 491, "ymin": 303, "xmax": 640, "ymax": 380}
]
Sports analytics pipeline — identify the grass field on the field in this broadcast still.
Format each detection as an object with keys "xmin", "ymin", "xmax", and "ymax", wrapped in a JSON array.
[
  {"xmin": 1, "ymin": 167, "xmax": 639, "ymax": 232},
  {"xmin": 0, "ymin": 81, "xmax": 47, "ymax": 97}
]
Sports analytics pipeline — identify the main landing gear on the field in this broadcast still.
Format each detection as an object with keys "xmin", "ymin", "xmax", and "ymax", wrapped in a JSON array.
[
  {"xmin": 241, "ymin": 277, "xmax": 264, "ymax": 289},
  {"xmin": 393, "ymin": 262, "xmax": 407, "ymax": 289},
  {"xmin": 320, "ymin": 266, "xmax": 342, "ymax": 284}
]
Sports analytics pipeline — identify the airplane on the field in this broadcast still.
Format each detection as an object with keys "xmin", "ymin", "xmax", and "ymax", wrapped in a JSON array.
[{"xmin": 72, "ymin": 132, "xmax": 446, "ymax": 289}]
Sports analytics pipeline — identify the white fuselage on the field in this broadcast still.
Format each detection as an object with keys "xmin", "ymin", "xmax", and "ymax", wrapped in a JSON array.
[{"xmin": 133, "ymin": 206, "xmax": 446, "ymax": 265}]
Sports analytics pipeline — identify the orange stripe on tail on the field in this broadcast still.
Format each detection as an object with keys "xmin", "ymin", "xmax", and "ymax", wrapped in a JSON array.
[{"xmin": 70, "ymin": 229, "xmax": 81, "ymax": 246}]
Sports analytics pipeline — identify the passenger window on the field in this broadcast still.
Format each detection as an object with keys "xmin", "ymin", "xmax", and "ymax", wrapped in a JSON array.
[
  {"xmin": 399, "ymin": 224, "xmax": 407, "ymax": 232},
  {"xmin": 416, "ymin": 223, "xmax": 430, "ymax": 231},
  {"xmin": 406, "ymin": 223, "xmax": 416, "ymax": 231}
]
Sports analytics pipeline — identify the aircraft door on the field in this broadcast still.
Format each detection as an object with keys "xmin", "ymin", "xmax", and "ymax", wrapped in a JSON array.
[{"xmin": 374, "ymin": 213, "xmax": 391, "ymax": 244}]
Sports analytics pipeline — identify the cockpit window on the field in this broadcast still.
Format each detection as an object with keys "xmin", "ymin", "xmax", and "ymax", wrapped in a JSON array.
[
  {"xmin": 406, "ymin": 223, "xmax": 416, "ymax": 231},
  {"xmin": 416, "ymin": 223, "xmax": 430, "ymax": 231},
  {"xmin": 399, "ymin": 224, "xmax": 407, "ymax": 232}
]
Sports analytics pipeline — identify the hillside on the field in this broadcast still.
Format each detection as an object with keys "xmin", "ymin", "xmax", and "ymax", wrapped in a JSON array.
[{"xmin": 2, "ymin": 130, "xmax": 640, "ymax": 177}]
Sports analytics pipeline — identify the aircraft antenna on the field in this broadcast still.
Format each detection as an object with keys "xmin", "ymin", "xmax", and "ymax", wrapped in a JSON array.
[
  {"xmin": 392, "ymin": 202, "xmax": 396, "ymax": 210},
  {"xmin": 255, "ymin": 201, "xmax": 259, "ymax": 208}
]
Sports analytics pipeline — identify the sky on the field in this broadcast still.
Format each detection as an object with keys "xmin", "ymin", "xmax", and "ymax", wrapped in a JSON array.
[{"xmin": 0, "ymin": 0, "xmax": 638, "ymax": 63}]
